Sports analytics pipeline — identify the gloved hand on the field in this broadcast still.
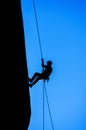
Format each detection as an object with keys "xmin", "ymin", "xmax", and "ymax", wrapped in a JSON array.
[{"xmin": 41, "ymin": 58, "xmax": 44, "ymax": 66}]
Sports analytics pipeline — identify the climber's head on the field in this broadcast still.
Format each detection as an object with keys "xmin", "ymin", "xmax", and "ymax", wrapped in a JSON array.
[{"xmin": 47, "ymin": 60, "xmax": 52, "ymax": 65}]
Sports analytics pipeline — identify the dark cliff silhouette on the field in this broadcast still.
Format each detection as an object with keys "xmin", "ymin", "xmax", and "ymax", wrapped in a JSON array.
[
  {"xmin": 15, "ymin": 0, "xmax": 31, "ymax": 129},
  {"xmin": 1, "ymin": 0, "xmax": 31, "ymax": 129}
]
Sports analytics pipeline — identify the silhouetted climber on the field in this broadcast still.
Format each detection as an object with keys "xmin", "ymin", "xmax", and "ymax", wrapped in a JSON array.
[{"xmin": 28, "ymin": 58, "xmax": 53, "ymax": 87}]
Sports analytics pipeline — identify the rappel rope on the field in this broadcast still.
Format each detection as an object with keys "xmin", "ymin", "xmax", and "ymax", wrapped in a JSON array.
[
  {"xmin": 32, "ymin": 0, "xmax": 54, "ymax": 129},
  {"xmin": 44, "ymin": 83, "xmax": 54, "ymax": 130},
  {"xmin": 43, "ymin": 80, "xmax": 45, "ymax": 130},
  {"xmin": 32, "ymin": 0, "xmax": 43, "ymax": 59}
]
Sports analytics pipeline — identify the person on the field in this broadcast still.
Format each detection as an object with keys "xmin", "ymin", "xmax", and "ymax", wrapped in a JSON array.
[{"xmin": 28, "ymin": 58, "xmax": 53, "ymax": 87}]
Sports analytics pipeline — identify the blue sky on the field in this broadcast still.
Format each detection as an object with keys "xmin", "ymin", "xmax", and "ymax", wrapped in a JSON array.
[{"xmin": 21, "ymin": 0, "xmax": 86, "ymax": 129}]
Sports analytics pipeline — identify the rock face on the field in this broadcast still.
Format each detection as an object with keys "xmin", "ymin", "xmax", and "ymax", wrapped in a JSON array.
[
  {"xmin": 15, "ymin": 0, "xmax": 31, "ymax": 129},
  {"xmin": 1, "ymin": 0, "xmax": 31, "ymax": 129}
]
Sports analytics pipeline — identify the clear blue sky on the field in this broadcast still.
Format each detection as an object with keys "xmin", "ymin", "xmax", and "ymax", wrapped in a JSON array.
[{"xmin": 21, "ymin": 0, "xmax": 86, "ymax": 129}]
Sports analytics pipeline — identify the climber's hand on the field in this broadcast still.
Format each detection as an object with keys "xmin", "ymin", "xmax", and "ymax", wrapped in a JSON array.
[{"xmin": 41, "ymin": 58, "xmax": 44, "ymax": 66}]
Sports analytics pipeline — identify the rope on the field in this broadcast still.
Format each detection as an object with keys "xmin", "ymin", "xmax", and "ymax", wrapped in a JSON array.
[
  {"xmin": 32, "ymin": 0, "xmax": 43, "ymax": 59},
  {"xmin": 44, "ymin": 82, "xmax": 54, "ymax": 130},
  {"xmin": 43, "ymin": 80, "xmax": 45, "ymax": 130}
]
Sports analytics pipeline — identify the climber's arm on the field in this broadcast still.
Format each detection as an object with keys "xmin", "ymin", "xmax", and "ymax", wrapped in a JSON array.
[{"xmin": 41, "ymin": 58, "xmax": 47, "ymax": 68}]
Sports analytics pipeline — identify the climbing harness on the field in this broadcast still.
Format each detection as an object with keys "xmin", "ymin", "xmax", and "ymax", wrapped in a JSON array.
[{"xmin": 32, "ymin": 0, "xmax": 55, "ymax": 129}]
